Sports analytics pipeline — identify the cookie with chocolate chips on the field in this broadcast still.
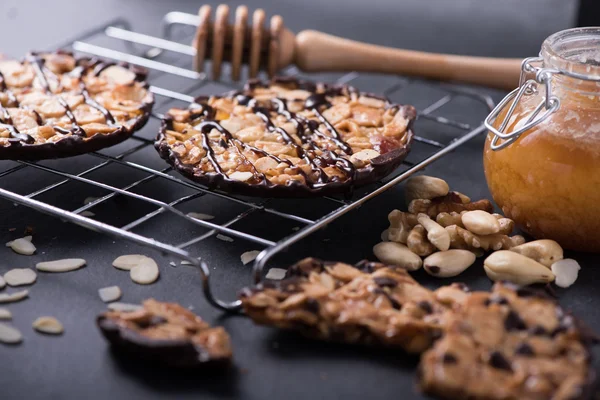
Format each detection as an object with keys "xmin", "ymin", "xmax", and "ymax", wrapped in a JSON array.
[
  {"xmin": 0, "ymin": 51, "xmax": 154, "ymax": 160},
  {"xmin": 156, "ymin": 77, "xmax": 415, "ymax": 197},
  {"xmin": 239, "ymin": 257, "xmax": 465, "ymax": 353},
  {"xmin": 97, "ymin": 299, "xmax": 232, "ymax": 368},
  {"xmin": 418, "ymin": 282, "xmax": 596, "ymax": 400}
]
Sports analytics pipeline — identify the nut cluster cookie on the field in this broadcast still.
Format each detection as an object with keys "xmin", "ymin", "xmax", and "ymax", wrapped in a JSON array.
[
  {"xmin": 156, "ymin": 77, "xmax": 415, "ymax": 197},
  {"xmin": 240, "ymin": 257, "xmax": 464, "ymax": 353},
  {"xmin": 0, "ymin": 51, "xmax": 154, "ymax": 160},
  {"xmin": 418, "ymin": 283, "xmax": 595, "ymax": 400},
  {"xmin": 97, "ymin": 299, "xmax": 232, "ymax": 367}
]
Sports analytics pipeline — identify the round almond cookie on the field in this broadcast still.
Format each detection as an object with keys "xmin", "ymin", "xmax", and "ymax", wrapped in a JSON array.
[
  {"xmin": 0, "ymin": 51, "xmax": 154, "ymax": 160},
  {"xmin": 156, "ymin": 77, "xmax": 415, "ymax": 197}
]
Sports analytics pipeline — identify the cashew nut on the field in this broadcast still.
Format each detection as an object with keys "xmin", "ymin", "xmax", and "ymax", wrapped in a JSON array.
[
  {"xmin": 423, "ymin": 250, "xmax": 476, "ymax": 278},
  {"xmin": 404, "ymin": 175, "xmax": 449, "ymax": 203},
  {"xmin": 388, "ymin": 210, "xmax": 418, "ymax": 244},
  {"xmin": 417, "ymin": 213, "xmax": 450, "ymax": 251},
  {"xmin": 510, "ymin": 239, "xmax": 563, "ymax": 268},
  {"xmin": 372, "ymin": 242, "xmax": 422, "ymax": 271},
  {"xmin": 461, "ymin": 210, "xmax": 500, "ymax": 235},
  {"xmin": 483, "ymin": 251, "xmax": 555, "ymax": 285},
  {"xmin": 407, "ymin": 225, "xmax": 436, "ymax": 256}
]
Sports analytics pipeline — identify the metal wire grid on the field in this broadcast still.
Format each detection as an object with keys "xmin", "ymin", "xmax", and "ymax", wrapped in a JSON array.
[{"xmin": 0, "ymin": 12, "xmax": 495, "ymax": 312}]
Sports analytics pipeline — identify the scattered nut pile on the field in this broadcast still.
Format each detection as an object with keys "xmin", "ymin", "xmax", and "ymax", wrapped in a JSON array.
[{"xmin": 374, "ymin": 175, "xmax": 581, "ymax": 288}]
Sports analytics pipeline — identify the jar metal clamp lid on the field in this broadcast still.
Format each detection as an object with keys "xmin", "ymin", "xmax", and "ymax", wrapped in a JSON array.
[{"xmin": 485, "ymin": 27, "xmax": 600, "ymax": 151}]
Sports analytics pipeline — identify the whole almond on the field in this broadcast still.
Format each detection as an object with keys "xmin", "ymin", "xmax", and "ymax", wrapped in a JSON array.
[
  {"xmin": 484, "ymin": 251, "xmax": 555, "ymax": 285},
  {"xmin": 423, "ymin": 250, "xmax": 476, "ymax": 278},
  {"xmin": 373, "ymin": 242, "xmax": 422, "ymax": 271},
  {"xmin": 461, "ymin": 210, "xmax": 500, "ymax": 235},
  {"xmin": 404, "ymin": 175, "xmax": 449, "ymax": 203},
  {"xmin": 510, "ymin": 240, "xmax": 563, "ymax": 268}
]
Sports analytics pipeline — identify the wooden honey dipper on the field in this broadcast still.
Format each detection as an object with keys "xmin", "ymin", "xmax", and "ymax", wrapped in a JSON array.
[{"xmin": 193, "ymin": 5, "xmax": 522, "ymax": 90}]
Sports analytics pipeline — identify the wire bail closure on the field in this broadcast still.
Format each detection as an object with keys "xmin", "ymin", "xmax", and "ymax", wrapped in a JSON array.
[{"xmin": 485, "ymin": 56, "xmax": 561, "ymax": 150}]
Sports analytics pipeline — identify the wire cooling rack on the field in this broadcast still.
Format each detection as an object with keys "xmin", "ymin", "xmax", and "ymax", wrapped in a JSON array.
[{"xmin": 0, "ymin": 12, "xmax": 494, "ymax": 311}]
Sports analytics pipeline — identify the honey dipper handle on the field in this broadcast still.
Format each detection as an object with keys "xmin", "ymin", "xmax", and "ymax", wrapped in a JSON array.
[{"xmin": 294, "ymin": 30, "xmax": 522, "ymax": 90}]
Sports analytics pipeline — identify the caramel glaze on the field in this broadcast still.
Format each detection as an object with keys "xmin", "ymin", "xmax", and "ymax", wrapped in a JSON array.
[
  {"xmin": 161, "ymin": 79, "xmax": 407, "ymax": 190},
  {"xmin": 0, "ymin": 53, "xmax": 145, "ymax": 147}
]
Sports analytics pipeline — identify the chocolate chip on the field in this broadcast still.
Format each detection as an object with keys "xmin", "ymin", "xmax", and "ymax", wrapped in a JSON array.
[
  {"xmin": 529, "ymin": 325, "xmax": 548, "ymax": 336},
  {"xmin": 355, "ymin": 260, "xmax": 377, "ymax": 273},
  {"xmin": 515, "ymin": 343, "xmax": 535, "ymax": 356},
  {"xmin": 304, "ymin": 298, "xmax": 320, "ymax": 314},
  {"xmin": 428, "ymin": 266, "xmax": 441, "ymax": 274},
  {"xmin": 373, "ymin": 277, "xmax": 398, "ymax": 288},
  {"xmin": 418, "ymin": 301, "xmax": 433, "ymax": 314},
  {"xmin": 489, "ymin": 351, "xmax": 512, "ymax": 372},
  {"xmin": 373, "ymin": 288, "xmax": 401, "ymax": 310},
  {"xmin": 442, "ymin": 353, "xmax": 458, "ymax": 364},
  {"xmin": 504, "ymin": 310, "xmax": 527, "ymax": 331}
]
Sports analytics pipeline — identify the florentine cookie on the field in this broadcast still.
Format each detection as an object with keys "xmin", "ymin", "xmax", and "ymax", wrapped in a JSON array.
[
  {"xmin": 240, "ymin": 257, "xmax": 463, "ymax": 353},
  {"xmin": 97, "ymin": 299, "xmax": 232, "ymax": 367},
  {"xmin": 418, "ymin": 283, "xmax": 595, "ymax": 400},
  {"xmin": 0, "ymin": 51, "xmax": 153, "ymax": 160},
  {"xmin": 156, "ymin": 77, "xmax": 415, "ymax": 197}
]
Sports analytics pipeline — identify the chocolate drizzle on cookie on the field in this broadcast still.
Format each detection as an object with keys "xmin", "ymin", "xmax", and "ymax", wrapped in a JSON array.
[{"xmin": 157, "ymin": 77, "xmax": 416, "ymax": 197}]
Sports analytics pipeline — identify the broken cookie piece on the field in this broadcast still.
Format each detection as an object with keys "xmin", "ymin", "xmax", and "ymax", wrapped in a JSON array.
[
  {"xmin": 240, "ymin": 257, "xmax": 460, "ymax": 353},
  {"xmin": 418, "ymin": 282, "xmax": 595, "ymax": 400},
  {"xmin": 97, "ymin": 299, "xmax": 232, "ymax": 368}
]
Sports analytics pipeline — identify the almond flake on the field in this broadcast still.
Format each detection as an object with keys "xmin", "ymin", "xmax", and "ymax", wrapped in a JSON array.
[
  {"xmin": 241, "ymin": 250, "xmax": 261, "ymax": 265},
  {"xmin": 0, "ymin": 308, "xmax": 11, "ymax": 320},
  {"xmin": 130, "ymin": 257, "xmax": 160, "ymax": 285},
  {"xmin": 551, "ymin": 259, "xmax": 581, "ymax": 288},
  {"xmin": 98, "ymin": 286, "xmax": 122, "ymax": 303},
  {"xmin": 229, "ymin": 171, "xmax": 254, "ymax": 182},
  {"xmin": 169, "ymin": 261, "xmax": 177, "ymax": 267},
  {"xmin": 112, "ymin": 254, "xmax": 152, "ymax": 271},
  {"xmin": 6, "ymin": 237, "xmax": 36, "ymax": 255},
  {"xmin": 0, "ymin": 290, "xmax": 29, "ymax": 304},
  {"xmin": 0, "ymin": 322, "xmax": 22, "ymax": 344},
  {"xmin": 32, "ymin": 316, "xmax": 64, "ymax": 335},
  {"xmin": 107, "ymin": 302, "xmax": 142, "ymax": 312},
  {"xmin": 4, "ymin": 268, "xmax": 37, "ymax": 286},
  {"xmin": 216, "ymin": 234, "xmax": 234, "ymax": 242},
  {"xmin": 187, "ymin": 212, "xmax": 215, "ymax": 221},
  {"xmin": 265, "ymin": 268, "xmax": 287, "ymax": 280},
  {"xmin": 80, "ymin": 211, "xmax": 95, "ymax": 217},
  {"xmin": 36, "ymin": 258, "xmax": 86, "ymax": 272},
  {"xmin": 180, "ymin": 260, "xmax": 193, "ymax": 265}
]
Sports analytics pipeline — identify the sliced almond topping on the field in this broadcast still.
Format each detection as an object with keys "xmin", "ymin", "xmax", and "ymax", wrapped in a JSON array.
[
  {"xmin": 241, "ymin": 250, "xmax": 261, "ymax": 265},
  {"xmin": 32, "ymin": 316, "xmax": 64, "ymax": 335},
  {"xmin": 229, "ymin": 171, "xmax": 254, "ymax": 182},
  {"xmin": 6, "ymin": 237, "xmax": 36, "ymax": 255},
  {"xmin": 98, "ymin": 286, "xmax": 122, "ymax": 303},
  {"xmin": 130, "ymin": 257, "xmax": 160, "ymax": 285},
  {"xmin": 216, "ymin": 234, "xmax": 234, "ymax": 242},
  {"xmin": 350, "ymin": 149, "xmax": 380, "ymax": 163},
  {"xmin": 265, "ymin": 268, "xmax": 287, "ymax": 280},
  {"xmin": 0, "ymin": 308, "xmax": 11, "ymax": 320},
  {"xmin": 36, "ymin": 258, "xmax": 86, "ymax": 273},
  {"xmin": 0, "ymin": 322, "xmax": 22, "ymax": 344},
  {"xmin": 99, "ymin": 65, "xmax": 136, "ymax": 85},
  {"xmin": 112, "ymin": 254, "xmax": 152, "ymax": 271},
  {"xmin": 107, "ymin": 302, "xmax": 142, "ymax": 312},
  {"xmin": 0, "ymin": 290, "xmax": 29, "ymax": 304},
  {"xmin": 187, "ymin": 212, "xmax": 215, "ymax": 221},
  {"xmin": 4, "ymin": 268, "xmax": 37, "ymax": 286}
]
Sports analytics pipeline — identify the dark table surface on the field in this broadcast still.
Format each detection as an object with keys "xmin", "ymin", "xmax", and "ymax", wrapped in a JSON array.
[{"xmin": 2, "ymin": 1, "xmax": 598, "ymax": 399}]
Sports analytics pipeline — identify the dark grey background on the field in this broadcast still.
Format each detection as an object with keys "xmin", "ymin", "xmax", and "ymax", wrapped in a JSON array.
[{"xmin": 1, "ymin": 1, "xmax": 598, "ymax": 400}]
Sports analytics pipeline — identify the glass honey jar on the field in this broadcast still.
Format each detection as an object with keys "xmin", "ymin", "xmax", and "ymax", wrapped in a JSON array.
[{"xmin": 484, "ymin": 27, "xmax": 600, "ymax": 252}]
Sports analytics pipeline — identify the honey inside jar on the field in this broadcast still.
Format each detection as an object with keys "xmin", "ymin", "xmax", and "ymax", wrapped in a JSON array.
[{"xmin": 484, "ymin": 28, "xmax": 600, "ymax": 252}]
